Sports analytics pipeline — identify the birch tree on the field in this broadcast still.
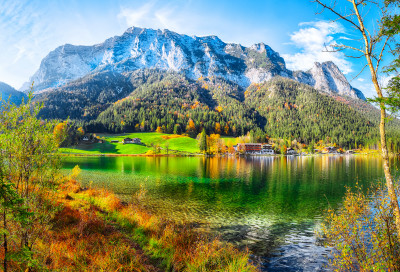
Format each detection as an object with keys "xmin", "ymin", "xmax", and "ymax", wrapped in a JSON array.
[{"xmin": 314, "ymin": 0, "xmax": 400, "ymax": 238}]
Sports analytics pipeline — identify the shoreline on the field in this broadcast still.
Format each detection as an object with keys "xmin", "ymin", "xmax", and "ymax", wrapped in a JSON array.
[{"xmin": 61, "ymin": 151, "xmax": 388, "ymax": 158}]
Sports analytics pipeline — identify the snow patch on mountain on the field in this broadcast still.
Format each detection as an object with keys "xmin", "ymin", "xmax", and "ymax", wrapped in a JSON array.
[{"xmin": 22, "ymin": 26, "xmax": 366, "ymax": 100}]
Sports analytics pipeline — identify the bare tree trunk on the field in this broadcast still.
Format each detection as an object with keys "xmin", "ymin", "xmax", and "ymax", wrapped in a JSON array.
[
  {"xmin": 379, "ymin": 105, "xmax": 400, "ymax": 236},
  {"xmin": 349, "ymin": 0, "xmax": 400, "ymax": 240},
  {"xmin": 3, "ymin": 211, "xmax": 7, "ymax": 272}
]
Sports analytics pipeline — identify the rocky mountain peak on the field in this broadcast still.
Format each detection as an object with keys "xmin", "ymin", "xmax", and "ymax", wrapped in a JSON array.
[
  {"xmin": 21, "ymin": 26, "xmax": 366, "ymax": 100},
  {"xmin": 124, "ymin": 26, "xmax": 145, "ymax": 35},
  {"xmin": 311, "ymin": 61, "xmax": 364, "ymax": 99},
  {"xmin": 250, "ymin": 43, "xmax": 267, "ymax": 53}
]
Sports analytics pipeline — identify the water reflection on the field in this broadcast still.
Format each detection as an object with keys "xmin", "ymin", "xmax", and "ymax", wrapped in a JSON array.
[{"xmin": 62, "ymin": 155, "xmax": 395, "ymax": 271}]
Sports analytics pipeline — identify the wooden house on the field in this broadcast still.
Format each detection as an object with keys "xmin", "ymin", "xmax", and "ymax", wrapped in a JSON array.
[
  {"xmin": 286, "ymin": 148, "xmax": 297, "ymax": 155},
  {"xmin": 261, "ymin": 144, "xmax": 275, "ymax": 155},
  {"xmin": 123, "ymin": 138, "xmax": 134, "ymax": 144}
]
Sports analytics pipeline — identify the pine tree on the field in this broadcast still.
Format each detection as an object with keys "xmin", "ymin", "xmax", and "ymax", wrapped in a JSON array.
[
  {"xmin": 173, "ymin": 124, "xmax": 181, "ymax": 135},
  {"xmin": 199, "ymin": 128, "xmax": 207, "ymax": 153}
]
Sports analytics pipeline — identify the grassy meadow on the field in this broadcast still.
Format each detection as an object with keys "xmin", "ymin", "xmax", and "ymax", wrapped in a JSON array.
[{"xmin": 60, "ymin": 132, "xmax": 200, "ymax": 155}]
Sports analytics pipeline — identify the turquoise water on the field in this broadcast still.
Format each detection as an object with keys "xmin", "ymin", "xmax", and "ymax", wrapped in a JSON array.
[{"xmin": 62, "ymin": 155, "xmax": 396, "ymax": 271}]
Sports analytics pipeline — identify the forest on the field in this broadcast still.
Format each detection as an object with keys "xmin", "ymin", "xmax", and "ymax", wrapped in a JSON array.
[{"xmin": 34, "ymin": 70, "xmax": 400, "ymax": 150}]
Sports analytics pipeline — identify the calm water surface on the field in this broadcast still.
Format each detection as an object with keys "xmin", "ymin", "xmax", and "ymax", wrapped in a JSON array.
[{"xmin": 62, "ymin": 155, "xmax": 397, "ymax": 271}]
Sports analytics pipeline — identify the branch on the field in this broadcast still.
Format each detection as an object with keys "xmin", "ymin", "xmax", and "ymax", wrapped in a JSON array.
[
  {"xmin": 343, "ymin": 53, "xmax": 366, "ymax": 59},
  {"xmin": 350, "ymin": 64, "xmax": 368, "ymax": 81},
  {"xmin": 314, "ymin": 0, "xmax": 362, "ymax": 32},
  {"xmin": 331, "ymin": 43, "xmax": 365, "ymax": 54},
  {"xmin": 375, "ymin": 36, "xmax": 390, "ymax": 74}
]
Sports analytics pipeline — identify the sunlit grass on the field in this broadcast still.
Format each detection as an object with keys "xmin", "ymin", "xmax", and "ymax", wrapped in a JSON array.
[
  {"xmin": 60, "ymin": 132, "xmax": 200, "ymax": 155},
  {"xmin": 57, "ymin": 177, "xmax": 259, "ymax": 272}
]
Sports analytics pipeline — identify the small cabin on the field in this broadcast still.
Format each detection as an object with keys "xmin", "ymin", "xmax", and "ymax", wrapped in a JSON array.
[
  {"xmin": 123, "ymin": 138, "xmax": 134, "ymax": 144},
  {"xmin": 123, "ymin": 138, "xmax": 142, "ymax": 144},
  {"xmin": 345, "ymin": 150, "xmax": 355, "ymax": 154},
  {"xmin": 325, "ymin": 146, "xmax": 338, "ymax": 153},
  {"xmin": 286, "ymin": 148, "xmax": 297, "ymax": 155},
  {"xmin": 82, "ymin": 136, "xmax": 89, "ymax": 141},
  {"xmin": 110, "ymin": 140, "xmax": 119, "ymax": 143}
]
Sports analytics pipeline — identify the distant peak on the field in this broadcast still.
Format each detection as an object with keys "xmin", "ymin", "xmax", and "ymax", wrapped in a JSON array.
[
  {"xmin": 250, "ymin": 43, "xmax": 267, "ymax": 53},
  {"xmin": 312, "ymin": 61, "xmax": 338, "ymax": 68},
  {"xmin": 0, "ymin": 81, "xmax": 16, "ymax": 91},
  {"xmin": 196, "ymin": 35, "xmax": 224, "ymax": 44},
  {"xmin": 124, "ymin": 26, "xmax": 146, "ymax": 35}
]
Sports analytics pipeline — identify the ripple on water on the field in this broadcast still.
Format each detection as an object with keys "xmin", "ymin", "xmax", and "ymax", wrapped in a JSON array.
[{"xmin": 61, "ymin": 155, "xmax": 394, "ymax": 271}]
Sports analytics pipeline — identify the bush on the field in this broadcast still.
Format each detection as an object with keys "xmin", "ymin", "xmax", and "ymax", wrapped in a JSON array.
[{"xmin": 320, "ymin": 183, "xmax": 400, "ymax": 271}]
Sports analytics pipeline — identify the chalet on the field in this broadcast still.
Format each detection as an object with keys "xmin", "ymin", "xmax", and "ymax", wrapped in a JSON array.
[
  {"xmin": 325, "ymin": 146, "xmax": 339, "ymax": 154},
  {"xmin": 123, "ymin": 138, "xmax": 142, "ymax": 144},
  {"xmin": 286, "ymin": 148, "xmax": 297, "ymax": 155},
  {"xmin": 244, "ymin": 143, "xmax": 262, "ymax": 153},
  {"xmin": 123, "ymin": 138, "xmax": 134, "ymax": 144},
  {"xmin": 235, "ymin": 143, "xmax": 275, "ymax": 155},
  {"xmin": 261, "ymin": 144, "xmax": 275, "ymax": 155},
  {"xmin": 82, "ymin": 136, "xmax": 89, "ymax": 141}
]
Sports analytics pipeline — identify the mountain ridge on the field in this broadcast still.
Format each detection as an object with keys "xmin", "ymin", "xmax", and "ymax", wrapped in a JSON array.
[
  {"xmin": 22, "ymin": 26, "xmax": 365, "ymax": 100},
  {"xmin": 0, "ymin": 82, "xmax": 27, "ymax": 105}
]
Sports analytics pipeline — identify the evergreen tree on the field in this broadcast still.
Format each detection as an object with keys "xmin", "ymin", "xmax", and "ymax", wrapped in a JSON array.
[
  {"xmin": 198, "ymin": 128, "xmax": 207, "ymax": 153},
  {"xmin": 174, "ymin": 124, "xmax": 182, "ymax": 135}
]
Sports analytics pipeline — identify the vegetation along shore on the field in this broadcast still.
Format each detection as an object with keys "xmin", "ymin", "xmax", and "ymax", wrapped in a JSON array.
[{"xmin": 0, "ymin": 97, "xmax": 258, "ymax": 271}]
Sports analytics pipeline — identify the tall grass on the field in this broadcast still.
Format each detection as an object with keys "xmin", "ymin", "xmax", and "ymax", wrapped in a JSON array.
[
  {"xmin": 17, "ymin": 176, "xmax": 259, "ymax": 271},
  {"xmin": 71, "ymin": 181, "xmax": 259, "ymax": 271}
]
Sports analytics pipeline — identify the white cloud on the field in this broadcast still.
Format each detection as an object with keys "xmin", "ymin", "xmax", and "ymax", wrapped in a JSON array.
[
  {"xmin": 118, "ymin": 2, "xmax": 157, "ymax": 28},
  {"xmin": 282, "ymin": 21, "xmax": 353, "ymax": 74},
  {"xmin": 0, "ymin": 0, "xmax": 51, "ymax": 89},
  {"xmin": 116, "ymin": 0, "xmax": 273, "ymax": 45},
  {"xmin": 117, "ymin": 1, "xmax": 189, "ymax": 33}
]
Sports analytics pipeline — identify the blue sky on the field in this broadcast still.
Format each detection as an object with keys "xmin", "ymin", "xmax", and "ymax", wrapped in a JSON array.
[{"xmin": 0, "ymin": 0, "xmax": 394, "ymax": 97}]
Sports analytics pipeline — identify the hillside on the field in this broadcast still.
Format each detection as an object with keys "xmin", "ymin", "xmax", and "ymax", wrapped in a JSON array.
[
  {"xmin": 60, "ymin": 132, "xmax": 199, "ymax": 154},
  {"xmin": 0, "ymin": 81, "xmax": 27, "ymax": 105},
  {"xmin": 244, "ymin": 78, "xmax": 378, "ymax": 147},
  {"xmin": 77, "ymin": 73, "xmax": 389, "ymax": 148}
]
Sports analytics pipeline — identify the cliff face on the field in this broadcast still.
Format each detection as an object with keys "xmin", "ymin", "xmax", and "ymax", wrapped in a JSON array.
[{"xmin": 22, "ymin": 26, "xmax": 365, "ymax": 100}]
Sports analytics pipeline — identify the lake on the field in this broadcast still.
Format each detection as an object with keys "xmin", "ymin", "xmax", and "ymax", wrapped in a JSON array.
[{"xmin": 62, "ymin": 155, "xmax": 396, "ymax": 271}]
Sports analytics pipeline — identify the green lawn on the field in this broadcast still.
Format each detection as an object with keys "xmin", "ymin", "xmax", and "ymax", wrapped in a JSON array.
[{"xmin": 60, "ymin": 132, "xmax": 200, "ymax": 155}]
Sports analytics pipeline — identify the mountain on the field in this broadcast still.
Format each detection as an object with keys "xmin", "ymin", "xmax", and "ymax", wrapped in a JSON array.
[
  {"xmin": 22, "ymin": 26, "xmax": 364, "ymax": 100},
  {"xmin": 25, "ymin": 26, "xmax": 400, "ymax": 148},
  {"xmin": 0, "ymin": 82, "xmax": 27, "ymax": 105},
  {"xmin": 293, "ymin": 61, "xmax": 366, "ymax": 100},
  {"xmin": 36, "ymin": 71, "xmax": 134, "ymax": 120}
]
